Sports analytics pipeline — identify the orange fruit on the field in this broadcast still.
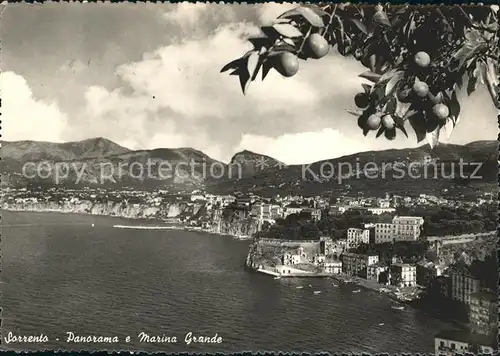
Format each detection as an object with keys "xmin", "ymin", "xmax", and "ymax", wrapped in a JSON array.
[
  {"xmin": 412, "ymin": 81, "xmax": 429, "ymax": 97},
  {"xmin": 366, "ymin": 114, "xmax": 382, "ymax": 130},
  {"xmin": 382, "ymin": 115, "xmax": 395, "ymax": 129},
  {"xmin": 414, "ymin": 51, "xmax": 431, "ymax": 68},
  {"xmin": 275, "ymin": 53, "xmax": 299, "ymax": 77},
  {"xmin": 304, "ymin": 34, "xmax": 330, "ymax": 59},
  {"xmin": 432, "ymin": 104, "xmax": 449, "ymax": 120},
  {"xmin": 354, "ymin": 93, "xmax": 370, "ymax": 108}
]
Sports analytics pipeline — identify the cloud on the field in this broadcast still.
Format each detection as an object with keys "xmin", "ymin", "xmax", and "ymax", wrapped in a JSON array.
[
  {"xmin": 79, "ymin": 17, "xmax": 367, "ymax": 163},
  {"xmin": 0, "ymin": 71, "xmax": 67, "ymax": 142}
]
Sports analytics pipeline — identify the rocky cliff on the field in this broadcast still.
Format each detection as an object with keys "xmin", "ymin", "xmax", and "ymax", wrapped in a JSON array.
[
  {"xmin": 210, "ymin": 208, "xmax": 260, "ymax": 236},
  {"xmin": 2, "ymin": 200, "xmax": 203, "ymax": 221}
]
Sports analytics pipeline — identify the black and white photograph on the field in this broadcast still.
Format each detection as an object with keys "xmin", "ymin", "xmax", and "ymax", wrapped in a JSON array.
[{"xmin": 1, "ymin": 2, "xmax": 499, "ymax": 354}]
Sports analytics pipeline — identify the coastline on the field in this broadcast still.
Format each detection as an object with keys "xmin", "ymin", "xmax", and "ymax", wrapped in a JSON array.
[{"xmin": 2, "ymin": 207, "xmax": 254, "ymax": 241}]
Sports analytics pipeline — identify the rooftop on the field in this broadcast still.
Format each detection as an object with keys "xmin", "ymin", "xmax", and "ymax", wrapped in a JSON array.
[
  {"xmin": 434, "ymin": 329, "xmax": 496, "ymax": 347},
  {"xmin": 470, "ymin": 291, "xmax": 498, "ymax": 302}
]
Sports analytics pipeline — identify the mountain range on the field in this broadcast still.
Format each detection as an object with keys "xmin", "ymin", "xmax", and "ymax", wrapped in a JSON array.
[{"xmin": 1, "ymin": 138, "xmax": 497, "ymax": 197}]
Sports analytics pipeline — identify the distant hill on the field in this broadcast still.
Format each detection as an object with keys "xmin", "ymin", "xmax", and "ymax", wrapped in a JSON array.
[
  {"xmin": 0, "ymin": 137, "xmax": 130, "ymax": 163},
  {"xmin": 229, "ymin": 149, "xmax": 285, "ymax": 177},
  {"xmin": 208, "ymin": 141, "xmax": 498, "ymax": 198},
  {"xmin": 1, "ymin": 138, "xmax": 497, "ymax": 197}
]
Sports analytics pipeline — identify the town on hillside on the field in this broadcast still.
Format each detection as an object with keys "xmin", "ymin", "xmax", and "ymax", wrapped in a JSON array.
[{"xmin": 1, "ymin": 186, "xmax": 497, "ymax": 354}]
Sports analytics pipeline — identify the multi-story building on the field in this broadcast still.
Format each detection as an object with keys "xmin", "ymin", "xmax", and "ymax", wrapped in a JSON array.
[
  {"xmin": 301, "ymin": 207, "xmax": 322, "ymax": 221},
  {"xmin": 283, "ymin": 206, "xmax": 303, "ymax": 217},
  {"xmin": 341, "ymin": 252, "xmax": 378, "ymax": 278},
  {"xmin": 367, "ymin": 263, "xmax": 388, "ymax": 283},
  {"xmin": 374, "ymin": 216, "xmax": 424, "ymax": 243},
  {"xmin": 252, "ymin": 203, "xmax": 283, "ymax": 221},
  {"xmin": 434, "ymin": 330, "xmax": 495, "ymax": 356},
  {"xmin": 390, "ymin": 263, "xmax": 417, "ymax": 287},
  {"xmin": 367, "ymin": 207, "xmax": 396, "ymax": 215},
  {"xmin": 324, "ymin": 260, "xmax": 342, "ymax": 274},
  {"xmin": 393, "ymin": 216, "xmax": 424, "ymax": 240},
  {"xmin": 375, "ymin": 223, "xmax": 397, "ymax": 243},
  {"xmin": 469, "ymin": 291, "xmax": 498, "ymax": 335},
  {"xmin": 416, "ymin": 261, "xmax": 445, "ymax": 287},
  {"xmin": 451, "ymin": 271, "xmax": 481, "ymax": 304},
  {"xmin": 346, "ymin": 228, "xmax": 370, "ymax": 249}
]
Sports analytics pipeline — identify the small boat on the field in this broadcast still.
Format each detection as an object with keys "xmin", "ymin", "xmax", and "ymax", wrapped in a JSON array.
[
  {"xmin": 308, "ymin": 284, "xmax": 312, "ymax": 288},
  {"xmin": 313, "ymin": 291, "xmax": 321, "ymax": 295},
  {"xmin": 274, "ymin": 276, "xmax": 281, "ymax": 280},
  {"xmin": 296, "ymin": 286, "xmax": 304, "ymax": 289},
  {"xmin": 391, "ymin": 305, "xmax": 405, "ymax": 310},
  {"xmin": 378, "ymin": 323, "xmax": 385, "ymax": 326},
  {"xmin": 353, "ymin": 289, "xmax": 361, "ymax": 293},
  {"xmin": 91, "ymin": 223, "xmax": 95, "ymax": 227},
  {"xmin": 332, "ymin": 283, "xmax": 339, "ymax": 287}
]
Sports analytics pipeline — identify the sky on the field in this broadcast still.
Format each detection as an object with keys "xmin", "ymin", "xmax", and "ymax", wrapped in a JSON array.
[{"xmin": 1, "ymin": 2, "xmax": 498, "ymax": 165}]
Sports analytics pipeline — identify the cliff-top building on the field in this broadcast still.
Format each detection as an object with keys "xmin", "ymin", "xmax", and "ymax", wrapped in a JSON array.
[
  {"xmin": 374, "ymin": 216, "xmax": 424, "ymax": 243},
  {"xmin": 346, "ymin": 228, "xmax": 370, "ymax": 249},
  {"xmin": 450, "ymin": 270, "xmax": 481, "ymax": 305},
  {"xmin": 469, "ymin": 291, "xmax": 498, "ymax": 335}
]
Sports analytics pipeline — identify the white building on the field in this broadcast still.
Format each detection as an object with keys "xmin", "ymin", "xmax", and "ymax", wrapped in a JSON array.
[
  {"xmin": 347, "ymin": 228, "xmax": 370, "ymax": 249},
  {"xmin": 390, "ymin": 263, "xmax": 417, "ymax": 287},
  {"xmin": 283, "ymin": 207, "xmax": 303, "ymax": 217},
  {"xmin": 252, "ymin": 203, "xmax": 283, "ymax": 221},
  {"xmin": 375, "ymin": 216, "xmax": 424, "ymax": 243},
  {"xmin": 324, "ymin": 260, "xmax": 342, "ymax": 274},
  {"xmin": 434, "ymin": 330, "xmax": 495, "ymax": 356},
  {"xmin": 367, "ymin": 207, "xmax": 396, "ymax": 215}
]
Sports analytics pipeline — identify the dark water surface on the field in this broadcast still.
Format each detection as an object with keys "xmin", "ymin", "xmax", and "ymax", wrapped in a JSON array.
[{"xmin": 1, "ymin": 211, "xmax": 455, "ymax": 353}]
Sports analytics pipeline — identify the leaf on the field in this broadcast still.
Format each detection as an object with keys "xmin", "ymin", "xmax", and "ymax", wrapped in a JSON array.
[
  {"xmin": 379, "ymin": 68, "xmax": 398, "ymax": 83},
  {"xmin": 260, "ymin": 26, "xmax": 282, "ymax": 41},
  {"xmin": 282, "ymin": 38, "xmax": 296, "ymax": 46},
  {"xmin": 347, "ymin": 109, "xmax": 363, "ymax": 117},
  {"xmin": 385, "ymin": 71, "xmax": 404, "ymax": 95},
  {"xmin": 361, "ymin": 83, "xmax": 372, "ymax": 94},
  {"xmin": 386, "ymin": 97, "xmax": 397, "ymax": 114},
  {"xmin": 363, "ymin": 127, "xmax": 370, "ymax": 136},
  {"xmin": 296, "ymin": 6, "xmax": 325, "ymax": 27},
  {"xmin": 279, "ymin": 6, "xmax": 325, "ymax": 27},
  {"xmin": 452, "ymin": 38, "xmax": 487, "ymax": 70},
  {"xmin": 220, "ymin": 58, "xmax": 242, "ymax": 73},
  {"xmin": 395, "ymin": 100, "xmax": 412, "ymax": 118},
  {"xmin": 426, "ymin": 126, "xmax": 440, "ymax": 149},
  {"xmin": 273, "ymin": 41, "xmax": 297, "ymax": 52},
  {"xmin": 273, "ymin": 23, "xmax": 304, "ymax": 38},
  {"xmin": 376, "ymin": 127, "xmax": 385, "ymax": 138},
  {"xmin": 448, "ymin": 90, "xmax": 461, "ymax": 119},
  {"xmin": 373, "ymin": 11, "xmax": 392, "ymax": 27},
  {"xmin": 248, "ymin": 37, "xmax": 270, "ymax": 49},
  {"xmin": 302, "ymin": 4, "xmax": 329, "ymax": 18},
  {"xmin": 359, "ymin": 71, "xmax": 381, "ymax": 83},
  {"xmin": 262, "ymin": 60, "xmax": 273, "ymax": 80},
  {"xmin": 247, "ymin": 52, "xmax": 262, "ymax": 82},
  {"xmin": 467, "ymin": 75, "xmax": 478, "ymax": 96},
  {"xmin": 408, "ymin": 112, "xmax": 427, "ymax": 143},
  {"xmin": 351, "ymin": 19, "xmax": 368, "ymax": 35},
  {"xmin": 238, "ymin": 57, "xmax": 251, "ymax": 95}
]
